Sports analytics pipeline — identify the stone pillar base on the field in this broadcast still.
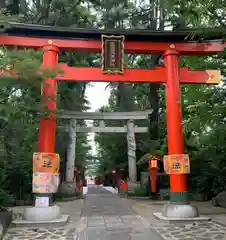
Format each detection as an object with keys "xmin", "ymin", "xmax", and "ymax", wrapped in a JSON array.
[
  {"xmin": 127, "ymin": 180, "xmax": 140, "ymax": 195},
  {"xmin": 23, "ymin": 205, "xmax": 61, "ymax": 221},
  {"xmin": 162, "ymin": 203, "xmax": 199, "ymax": 218}
]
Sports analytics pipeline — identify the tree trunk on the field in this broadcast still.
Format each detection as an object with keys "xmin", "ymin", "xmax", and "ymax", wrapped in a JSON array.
[
  {"xmin": 148, "ymin": 0, "xmax": 165, "ymax": 140},
  {"xmin": 117, "ymin": 83, "xmax": 135, "ymax": 111},
  {"xmin": 149, "ymin": 81, "xmax": 160, "ymax": 139},
  {"xmin": 8, "ymin": 0, "xmax": 19, "ymax": 14},
  {"xmin": 147, "ymin": 0, "xmax": 165, "ymax": 196}
]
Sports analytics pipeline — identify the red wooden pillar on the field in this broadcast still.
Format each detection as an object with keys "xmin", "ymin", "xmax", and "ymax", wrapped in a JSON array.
[
  {"xmin": 164, "ymin": 50, "xmax": 188, "ymax": 204},
  {"xmin": 36, "ymin": 45, "xmax": 59, "ymax": 205},
  {"xmin": 39, "ymin": 45, "xmax": 59, "ymax": 152}
]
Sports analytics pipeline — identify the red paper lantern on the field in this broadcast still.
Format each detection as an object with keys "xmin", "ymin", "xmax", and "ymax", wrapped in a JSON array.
[
  {"xmin": 148, "ymin": 156, "xmax": 160, "ymax": 169},
  {"xmin": 112, "ymin": 168, "xmax": 116, "ymax": 174}
]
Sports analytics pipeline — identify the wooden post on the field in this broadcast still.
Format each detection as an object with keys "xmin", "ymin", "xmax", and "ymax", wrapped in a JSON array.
[
  {"xmin": 164, "ymin": 50, "xmax": 187, "ymax": 203},
  {"xmin": 160, "ymin": 49, "xmax": 199, "ymax": 218},
  {"xmin": 126, "ymin": 120, "xmax": 137, "ymax": 182},
  {"xmin": 66, "ymin": 119, "xmax": 76, "ymax": 182},
  {"xmin": 37, "ymin": 45, "xmax": 59, "ymax": 206}
]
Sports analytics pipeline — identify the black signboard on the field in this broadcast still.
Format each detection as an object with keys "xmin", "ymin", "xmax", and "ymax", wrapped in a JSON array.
[{"xmin": 101, "ymin": 35, "xmax": 124, "ymax": 74}]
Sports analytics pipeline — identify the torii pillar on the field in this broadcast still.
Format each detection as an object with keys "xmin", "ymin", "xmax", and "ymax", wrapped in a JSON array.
[
  {"xmin": 161, "ymin": 50, "xmax": 199, "ymax": 218},
  {"xmin": 127, "ymin": 120, "xmax": 137, "ymax": 182},
  {"xmin": 66, "ymin": 119, "xmax": 77, "ymax": 182},
  {"xmin": 23, "ymin": 45, "xmax": 65, "ymax": 222}
]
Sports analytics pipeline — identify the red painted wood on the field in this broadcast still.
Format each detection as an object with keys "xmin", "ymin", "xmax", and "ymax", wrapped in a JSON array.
[
  {"xmin": 151, "ymin": 169, "xmax": 157, "ymax": 193},
  {"xmin": 56, "ymin": 64, "xmax": 213, "ymax": 84},
  {"xmin": 0, "ymin": 35, "xmax": 225, "ymax": 55},
  {"xmin": 38, "ymin": 45, "xmax": 59, "ymax": 153},
  {"xmin": 164, "ymin": 50, "xmax": 187, "ymax": 193},
  {"xmin": 0, "ymin": 64, "xmax": 217, "ymax": 84}
]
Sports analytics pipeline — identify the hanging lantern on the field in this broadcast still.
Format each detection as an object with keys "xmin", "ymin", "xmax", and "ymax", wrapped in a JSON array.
[
  {"xmin": 112, "ymin": 168, "xmax": 116, "ymax": 174},
  {"xmin": 148, "ymin": 156, "xmax": 160, "ymax": 170},
  {"xmin": 148, "ymin": 156, "xmax": 160, "ymax": 193}
]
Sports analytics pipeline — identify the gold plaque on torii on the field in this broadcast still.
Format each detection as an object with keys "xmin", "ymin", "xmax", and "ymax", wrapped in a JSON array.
[{"xmin": 101, "ymin": 35, "xmax": 125, "ymax": 74}]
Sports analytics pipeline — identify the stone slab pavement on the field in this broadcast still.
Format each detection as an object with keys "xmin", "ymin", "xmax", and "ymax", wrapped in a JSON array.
[
  {"xmin": 75, "ymin": 185, "xmax": 163, "ymax": 240},
  {"xmin": 129, "ymin": 198, "xmax": 226, "ymax": 240},
  {"xmin": 3, "ymin": 198, "xmax": 84, "ymax": 240},
  {"xmin": 4, "ymin": 185, "xmax": 226, "ymax": 240},
  {"xmin": 3, "ymin": 186, "xmax": 163, "ymax": 240}
]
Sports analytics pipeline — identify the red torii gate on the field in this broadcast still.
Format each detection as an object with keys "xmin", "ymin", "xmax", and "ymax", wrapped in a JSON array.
[{"xmin": 0, "ymin": 22, "xmax": 225, "ymax": 221}]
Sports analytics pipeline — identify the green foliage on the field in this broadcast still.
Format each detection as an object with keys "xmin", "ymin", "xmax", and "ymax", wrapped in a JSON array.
[
  {"xmin": 0, "ymin": 189, "xmax": 15, "ymax": 209},
  {"xmin": 133, "ymin": 185, "xmax": 148, "ymax": 197},
  {"xmin": 0, "ymin": 46, "xmax": 43, "ymax": 208}
]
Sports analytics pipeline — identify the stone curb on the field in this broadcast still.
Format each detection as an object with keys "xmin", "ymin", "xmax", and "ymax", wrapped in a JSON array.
[
  {"xmin": 56, "ymin": 196, "xmax": 79, "ymax": 202},
  {"xmin": 56, "ymin": 193, "xmax": 86, "ymax": 202},
  {"xmin": 127, "ymin": 196, "xmax": 151, "ymax": 200}
]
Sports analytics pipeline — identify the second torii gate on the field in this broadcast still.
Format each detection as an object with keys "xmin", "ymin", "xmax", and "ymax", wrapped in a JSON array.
[{"xmin": 58, "ymin": 109, "xmax": 152, "ymax": 185}]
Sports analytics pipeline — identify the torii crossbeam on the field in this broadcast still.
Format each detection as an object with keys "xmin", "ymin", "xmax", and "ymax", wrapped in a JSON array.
[{"xmin": 57, "ymin": 64, "xmax": 220, "ymax": 84}]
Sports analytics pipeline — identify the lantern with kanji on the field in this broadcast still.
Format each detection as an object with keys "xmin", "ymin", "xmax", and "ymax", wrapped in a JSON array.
[{"xmin": 148, "ymin": 156, "xmax": 160, "ymax": 193}]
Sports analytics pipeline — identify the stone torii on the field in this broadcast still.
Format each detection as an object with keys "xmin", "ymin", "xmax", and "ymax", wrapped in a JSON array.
[{"xmin": 58, "ymin": 109, "xmax": 153, "ymax": 185}]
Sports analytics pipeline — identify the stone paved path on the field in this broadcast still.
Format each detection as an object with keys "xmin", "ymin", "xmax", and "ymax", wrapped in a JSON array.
[
  {"xmin": 3, "ymin": 198, "xmax": 83, "ymax": 240},
  {"xmin": 5, "ymin": 185, "xmax": 226, "ymax": 239},
  {"xmin": 4, "ymin": 227, "xmax": 76, "ymax": 239},
  {"xmin": 76, "ymin": 185, "xmax": 162, "ymax": 240},
  {"xmin": 3, "ymin": 185, "xmax": 162, "ymax": 240},
  {"xmin": 151, "ymin": 221, "xmax": 226, "ymax": 240},
  {"xmin": 130, "ymin": 200, "xmax": 226, "ymax": 240}
]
